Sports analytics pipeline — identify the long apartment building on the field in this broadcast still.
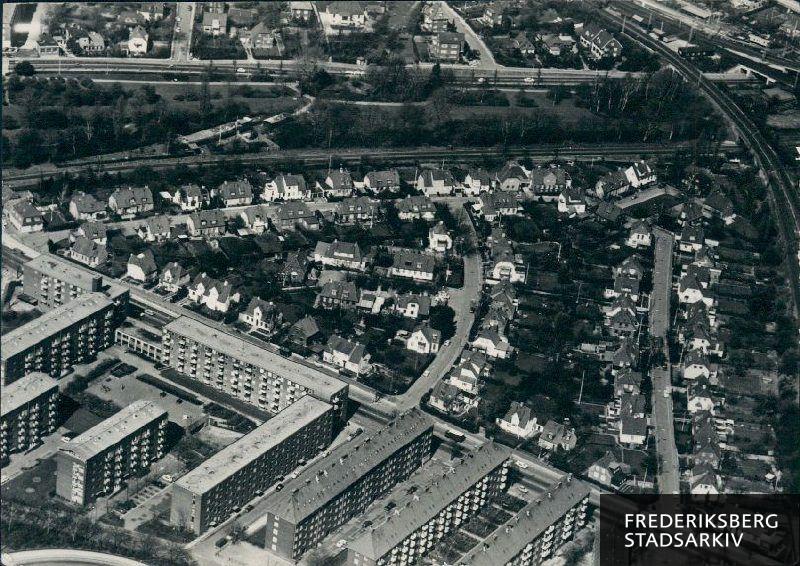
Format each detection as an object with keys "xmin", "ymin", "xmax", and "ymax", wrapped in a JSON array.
[
  {"xmin": 261, "ymin": 409, "xmax": 434, "ymax": 560},
  {"xmin": 22, "ymin": 254, "xmax": 129, "ymax": 317},
  {"xmin": 1, "ymin": 372, "xmax": 60, "ymax": 465},
  {"xmin": 55, "ymin": 400, "xmax": 168, "ymax": 505},
  {"xmin": 170, "ymin": 396, "xmax": 334, "ymax": 535},
  {"xmin": 346, "ymin": 442, "xmax": 511, "ymax": 566},
  {"xmin": 1, "ymin": 293, "xmax": 118, "ymax": 385},
  {"xmin": 161, "ymin": 316, "xmax": 347, "ymax": 422},
  {"xmin": 456, "ymin": 477, "xmax": 590, "ymax": 566}
]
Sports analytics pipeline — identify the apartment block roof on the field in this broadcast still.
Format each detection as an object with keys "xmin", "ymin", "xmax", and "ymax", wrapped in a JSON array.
[
  {"xmin": 59, "ymin": 400, "xmax": 167, "ymax": 462},
  {"xmin": 1, "ymin": 293, "xmax": 113, "ymax": 360},
  {"xmin": 348, "ymin": 442, "xmax": 511, "ymax": 560},
  {"xmin": 174, "ymin": 396, "xmax": 331, "ymax": 495},
  {"xmin": 456, "ymin": 478, "xmax": 590, "ymax": 565},
  {"xmin": 24, "ymin": 254, "xmax": 103, "ymax": 291},
  {"xmin": 163, "ymin": 316, "xmax": 346, "ymax": 399},
  {"xmin": 262, "ymin": 409, "xmax": 433, "ymax": 524},
  {"xmin": 1, "ymin": 372, "xmax": 59, "ymax": 417}
]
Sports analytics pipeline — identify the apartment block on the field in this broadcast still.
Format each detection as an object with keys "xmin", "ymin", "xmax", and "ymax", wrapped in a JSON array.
[
  {"xmin": 1, "ymin": 372, "xmax": 60, "ymax": 465},
  {"xmin": 1, "ymin": 293, "xmax": 118, "ymax": 385},
  {"xmin": 55, "ymin": 400, "xmax": 168, "ymax": 506},
  {"xmin": 346, "ymin": 442, "xmax": 511, "ymax": 566},
  {"xmin": 262, "ymin": 409, "xmax": 434, "ymax": 560},
  {"xmin": 22, "ymin": 254, "xmax": 129, "ymax": 316},
  {"xmin": 161, "ymin": 316, "xmax": 347, "ymax": 422},
  {"xmin": 456, "ymin": 477, "xmax": 590, "ymax": 566},
  {"xmin": 170, "ymin": 396, "xmax": 333, "ymax": 535}
]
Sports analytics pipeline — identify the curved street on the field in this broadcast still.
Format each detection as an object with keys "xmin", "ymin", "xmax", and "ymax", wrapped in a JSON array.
[{"xmin": 1, "ymin": 549, "xmax": 147, "ymax": 566}]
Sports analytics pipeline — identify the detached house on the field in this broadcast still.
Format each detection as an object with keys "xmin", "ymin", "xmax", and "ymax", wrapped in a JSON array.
[
  {"xmin": 624, "ymin": 161, "xmax": 657, "ymax": 188},
  {"xmin": 579, "ymin": 23, "xmax": 622, "ymax": 60},
  {"xmin": 557, "ymin": 186, "xmax": 586, "ymax": 215},
  {"xmin": 202, "ymin": 11, "xmax": 227, "ymax": 36},
  {"xmin": 108, "ymin": 186, "xmax": 153, "ymax": 219},
  {"xmin": 288, "ymin": 315, "xmax": 319, "ymax": 347},
  {"xmin": 416, "ymin": 169, "xmax": 455, "ymax": 197},
  {"xmin": 239, "ymin": 298, "xmax": 282, "ymax": 334},
  {"xmin": 389, "ymin": 250, "xmax": 435, "ymax": 281},
  {"xmin": 626, "ymin": 221, "xmax": 652, "ymax": 248},
  {"xmin": 158, "ymin": 262, "xmax": 189, "ymax": 293},
  {"xmin": 69, "ymin": 192, "xmax": 107, "ymax": 221},
  {"xmin": 187, "ymin": 209, "xmax": 226, "ymax": 238},
  {"xmin": 538, "ymin": 420, "xmax": 577, "ymax": 451},
  {"xmin": 487, "ymin": 233, "xmax": 525, "ymax": 284},
  {"xmin": 239, "ymin": 206, "xmax": 269, "ymax": 234},
  {"xmin": 275, "ymin": 202, "xmax": 318, "ymax": 231},
  {"xmin": 127, "ymin": 25, "xmax": 149, "ymax": 56},
  {"xmin": 74, "ymin": 221, "xmax": 107, "ymax": 245},
  {"xmin": 172, "ymin": 184, "xmax": 203, "ymax": 211},
  {"xmin": 529, "ymin": 167, "xmax": 570, "ymax": 200},
  {"xmin": 187, "ymin": 274, "xmax": 240, "ymax": 313},
  {"xmin": 313, "ymin": 241, "xmax": 366, "ymax": 271},
  {"xmin": 316, "ymin": 281, "xmax": 359, "ymax": 310},
  {"xmin": 479, "ymin": 193, "xmax": 519, "ymax": 222},
  {"xmin": 394, "ymin": 294, "xmax": 431, "ymax": 319},
  {"xmin": 428, "ymin": 222, "xmax": 453, "ymax": 253},
  {"xmin": 138, "ymin": 215, "xmax": 171, "ymax": 242},
  {"xmin": 497, "ymin": 402, "xmax": 540, "ymax": 439},
  {"xmin": 364, "ymin": 169, "xmax": 401, "ymax": 193},
  {"xmin": 320, "ymin": 169, "xmax": 354, "ymax": 199},
  {"xmin": 472, "ymin": 329, "xmax": 513, "ymax": 359},
  {"xmin": 463, "ymin": 169, "xmax": 492, "ymax": 196},
  {"xmin": 69, "ymin": 236, "xmax": 108, "ymax": 268},
  {"xmin": 262, "ymin": 174, "xmax": 309, "ymax": 202},
  {"xmin": 8, "ymin": 201, "xmax": 43, "ymax": 233},
  {"xmin": 429, "ymin": 31, "xmax": 464, "ymax": 62},
  {"xmin": 397, "ymin": 196, "xmax": 436, "ymax": 221},
  {"xmin": 594, "ymin": 171, "xmax": 630, "ymax": 199},
  {"xmin": 406, "ymin": 324, "xmax": 441, "ymax": 355},
  {"xmin": 126, "ymin": 251, "xmax": 157, "ymax": 283},
  {"xmin": 215, "ymin": 179, "xmax": 253, "ymax": 207},
  {"xmin": 323, "ymin": 336, "xmax": 371, "ymax": 375},
  {"xmin": 495, "ymin": 163, "xmax": 529, "ymax": 192},
  {"xmin": 337, "ymin": 196, "xmax": 378, "ymax": 225},
  {"xmin": 702, "ymin": 192, "xmax": 736, "ymax": 225}
]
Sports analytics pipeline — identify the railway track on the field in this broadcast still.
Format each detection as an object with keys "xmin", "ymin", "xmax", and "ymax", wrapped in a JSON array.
[
  {"xmin": 2, "ymin": 142, "xmax": 732, "ymax": 186},
  {"xmin": 599, "ymin": 6, "xmax": 800, "ymax": 313}
]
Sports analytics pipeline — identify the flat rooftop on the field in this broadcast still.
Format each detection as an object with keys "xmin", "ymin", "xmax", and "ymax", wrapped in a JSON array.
[
  {"xmin": 1, "ymin": 292, "xmax": 113, "ymax": 360},
  {"xmin": 456, "ymin": 478, "xmax": 591, "ymax": 566},
  {"xmin": 347, "ymin": 442, "xmax": 512, "ymax": 560},
  {"xmin": 59, "ymin": 400, "xmax": 167, "ymax": 463},
  {"xmin": 24, "ymin": 254, "xmax": 128, "ymax": 301},
  {"xmin": 164, "ymin": 316, "xmax": 346, "ymax": 399},
  {"xmin": 174, "ymin": 396, "xmax": 332, "ymax": 495},
  {"xmin": 261, "ymin": 409, "xmax": 433, "ymax": 525},
  {"xmin": 1, "ymin": 372, "xmax": 59, "ymax": 417}
]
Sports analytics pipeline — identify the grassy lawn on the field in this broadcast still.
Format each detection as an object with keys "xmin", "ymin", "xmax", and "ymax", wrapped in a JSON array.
[{"xmin": 2, "ymin": 457, "xmax": 59, "ymax": 506}]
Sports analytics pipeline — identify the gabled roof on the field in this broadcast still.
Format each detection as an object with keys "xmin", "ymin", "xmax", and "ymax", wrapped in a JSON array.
[
  {"xmin": 325, "ymin": 335, "xmax": 367, "ymax": 363},
  {"xmin": 243, "ymin": 297, "xmax": 277, "ymax": 318},
  {"xmin": 395, "ymin": 294, "xmax": 431, "ymax": 316},
  {"xmin": 71, "ymin": 236, "xmax": 107, "ymax": 262},
  {"xmin": 419, "ymin": 169, "xmax": 455, "ymax": 187},
  {"xmin": 111, "ymin": 186, "xmax": 152, "ymax": 206},
  {"xmin": 392, "ymin": 250, "xmax": 435, "ymax": 274},
  {"xmin": 326, "ymin": 169, "xmax": 354, "ymax": 191},
  {"xmin": 217, "ymin": 179, "xmax": 253, "ymax": 201},
  {"xmin": 79, "ymin": 221, "xmax": 107, "ymax": 241},
  {"xmin": 365, "ymin": 169, "xmax": 400, "ymax": 187},
  {"xmin": 128, "ymin": 250, "xmax": 157, "ymax": 274},
  {"xmin": 71, "ymin": 191, "xmax": 105, "ymax": 213},
  {"xmin": 290, "ymin": 315, "xmax": 319, "ymax": 339},
  {"xmin": 397, "ymin": 195, "xmax": 435, "ymax": 214},
  {"xmin": 412, "ymin": 323, "xmax": 441, "ymax": 345},
  {"xmin": 160, "ymin": 261, "xmax": 185, "ymax": 282},
  {"xmin": 502, "ymin": 401, "xmax": 534, "ymax": 428},
  {"xmin": 318, "ymin": 280, "xmax": 359, "ymax": 302},
  {"xmin": 189, "ymin": 209, "xmax": 226, "ymax": 229}
]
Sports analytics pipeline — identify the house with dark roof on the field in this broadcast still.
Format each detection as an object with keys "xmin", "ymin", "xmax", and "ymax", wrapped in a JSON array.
[
  {"xmin": 215, "ymin": 179, "xmax": 253, "ymax": 207},
  {"xmin": 529, "ymin": 167, "xmax": 570, "ymax": 199},
  {"xmin": 138, "ymin": 215, "xmax": 171, "ymax": 242},
  {"xmin": 202, "ymin": 11, "xmax": 227, "ymax": 36},
  {"xmin": 187, "ymin": 209, "xmax": 227, "ymax": 238},
  {"xmin": 430, "ymin": 31, "xmax": 464, "ymax": 62},
  {"xmin": 389, "ymin": 250, "xmax": 436, "ymax": 281},
  {"xmin": 313, "ymin": 240, "xmax": 366, "ymax": 271},
  {"xmin": 463, "ymin": 169, "xmax": 492, "ymax": 196},
  {"xmin": 8, "ymin": 201, "xmax": 44, "ymax": 233},
  {"xmin": 594, "ymin": 170, "xmax": 630, "ymax": 199},
  {"xmin": 323, "ymin": 335, "xmax": 371, "ymax": 375},
  {"xmin": 393, "ymin": 294, "xmax": 431, "ymax": 319},
  {"xmin": 187, "ymin": 274, "xmax": 240, "ymax": 313},
  {"xmin": 69, "ymin": 192, "xmax": 107, "ymax": 221},
  {"xmin": 288, "ymin": 315, "xmax": 320, "ymax": 346},
  {"xmin": 239, "ymin": 298, "xmax": 282, "ymax": 333},
  {"xmin": 158, "ymin": 262, "xmax": 189, "ymax": 293},
  {"xmin": 275, "ymin": 201, "xmax": 318, "ymax": 231},
  {"xmin": 126, "ymin": 250, "xmax": 157, "ymax": 282},
  {"xmin": 262, "ymin": 173, "xmax": 308, "ymax": 202},
  {"xmin": 320, "ymin": 169, "xmax": 354, "ymax": 198},
  {"xmin": 396, "ymin": 196, "xmax": 436, "ymax": 221},
  {"xmin": 579, "ymin": 23, "xmax": 622, "ymax": 60},
  {"xmin": 406, "ymin": 324, "xmax": 441, "ymax": 354},
  {"xmin": 247, "ymin": 23, "xmax": 284, "ymax": 58},
  {"xmin": 337, "ymin": 196, "xmax": 378, "ymax": 225},
  {"xmin": 497, "ymin": 401, "xmax": 540, "ymax": 438},
  {"xmin": 316, "ymin": 281, "xmax": 359, "ymax": 310},
  {"xmin": 495, "ymin": 163, "xmax": 529, "ymax": 192},
  {"xmin": 171, "ymin": 183, "xmax": 204, "ymax": 211},
  {"xmin": 74, "ymin": 221, "xmax": 107, "ymax": 245},
  {"xmin": 538, "ymin": 420, "xmax": 576, "ymax": 451},
  {"xmin": 281, "ymin": 251, "xmax": 309, "ymax": 287},
  {"xmin": 364, "ymin": 169, "xmax": 401, "ymax": 193},
  {"xmin": 416, "ymin": 169, "xmax": 455, "ymax": 197},
  {"xmin": 69, "ymin": 236, "xmax": 108, "ymax": 268},
  {"xmin": 108, "ymin": 186, "xmax": 153, "ymax": 219}
]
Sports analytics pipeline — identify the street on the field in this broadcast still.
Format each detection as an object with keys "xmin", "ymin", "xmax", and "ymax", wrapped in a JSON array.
[
  {"xmin": 170, "ymin": 3, "xmax": 195, "ymax": 62},
  {"xmin": 648, "ymin": 229, "xmax": 679, "ymax": 494}
]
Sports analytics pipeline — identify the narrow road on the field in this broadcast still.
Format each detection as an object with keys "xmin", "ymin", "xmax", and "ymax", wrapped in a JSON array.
[
  {"xmin": 649, "ymin": 229, "xmax": 680, "ymax": 494},
  {"xmin": 170, "ymin": 2, "xmax": 195, "ymax": 62},
  {"xmin": 392, "ymin": 208, "xmax": 483, "ymax": 412}
]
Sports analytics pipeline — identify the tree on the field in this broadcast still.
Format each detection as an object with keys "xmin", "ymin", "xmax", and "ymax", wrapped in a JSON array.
[
  {"xmin": 14, "ymin": 61, "xmax": 35, "ymax": 76},
  {"xmin": 430, "ymin": 305, "xmax": 456, "ymax": 340}
]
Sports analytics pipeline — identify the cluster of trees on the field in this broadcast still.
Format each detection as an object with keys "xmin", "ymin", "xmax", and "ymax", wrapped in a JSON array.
[{"xmin": 4, "ymin": 76, "xmax": 253, "ymax": 168}]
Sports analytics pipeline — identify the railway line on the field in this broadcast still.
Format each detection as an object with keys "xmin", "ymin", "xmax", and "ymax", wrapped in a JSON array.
[{"xmin": 2, "ymin": 142, "xmax": 734, "ymax": 187}]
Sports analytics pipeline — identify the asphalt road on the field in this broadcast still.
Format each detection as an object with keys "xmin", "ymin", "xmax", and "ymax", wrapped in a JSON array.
[
  {"xmin": 170, "ymin": 2, "xmax": 195, "ymax": 62},
  {"xmin": 649, "ymin": 229, "xmax": 679, "ymax": 494}
]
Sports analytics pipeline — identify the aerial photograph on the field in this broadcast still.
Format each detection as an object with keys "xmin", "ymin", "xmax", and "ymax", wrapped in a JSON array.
[{"xmin": 0, "ymin": 1, "xmax": 798, "ymax": 566}]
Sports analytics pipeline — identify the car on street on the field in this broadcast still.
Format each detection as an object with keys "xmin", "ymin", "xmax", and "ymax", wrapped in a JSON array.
[{"xmin": 524, "ymin": 77, "xmax": 535, "ymax": 83}]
